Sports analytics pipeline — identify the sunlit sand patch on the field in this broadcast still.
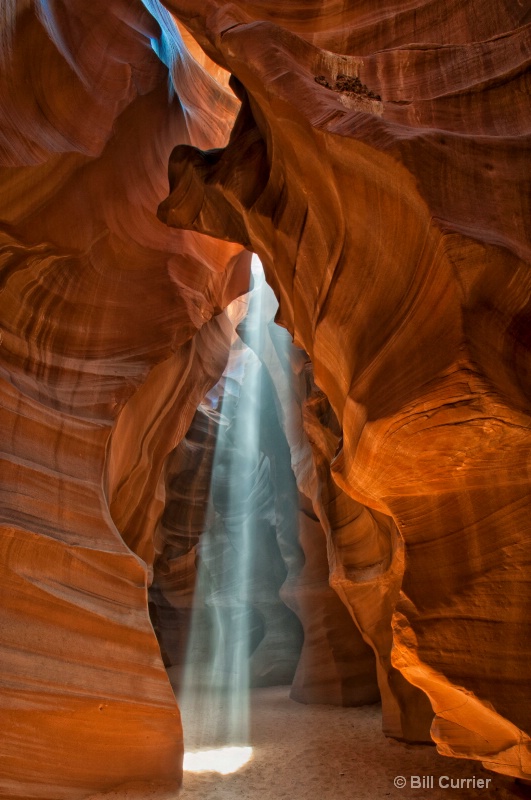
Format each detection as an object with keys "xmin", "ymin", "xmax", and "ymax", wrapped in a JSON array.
[{"xmin": 183, "ymin": 746, "xmax": 253, "ymax": 775}]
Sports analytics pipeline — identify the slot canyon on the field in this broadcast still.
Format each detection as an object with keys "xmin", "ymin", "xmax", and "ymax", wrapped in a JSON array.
[{"xmin": 0, "ymin": 1, "xmax": 530, "ymax": 799}]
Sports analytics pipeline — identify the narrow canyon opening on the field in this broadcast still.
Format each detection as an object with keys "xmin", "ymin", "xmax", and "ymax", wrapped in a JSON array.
[
  {"xmin": 148, "ymin": 257, "xmax": 309, "ymax": 762},
  {"xmin": 146, "ymin": 256, "xmax": 399, "ymax": 795}
]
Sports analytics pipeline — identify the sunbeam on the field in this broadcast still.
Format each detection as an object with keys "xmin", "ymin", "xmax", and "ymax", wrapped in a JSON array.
[{"xmin": 179, "ymin": 256, "xmax": 268, "ymax": 754}]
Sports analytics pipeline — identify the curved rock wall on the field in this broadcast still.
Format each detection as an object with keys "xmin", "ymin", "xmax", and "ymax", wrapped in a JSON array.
[
  {"xmin": 1, "ymin": 0, "xmax": 530, "ymax": 794},
  {"xmin": 159, "ymin": 0, "xmax": 531, "ymax": 780},
  {"xmin": 0, "ymin": 2, "xmax": 249, "ymax": 797}
]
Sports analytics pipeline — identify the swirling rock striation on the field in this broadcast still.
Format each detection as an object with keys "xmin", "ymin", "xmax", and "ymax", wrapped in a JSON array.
[
  {"xmin": 1, "ymin": 0, "xmax": 530, "ymax": 794},
  {"xmin": 0, "ymin": 2, "xmax": 249, "ymax": 797},
  {"xmin": 159, "ymin": 0, "xmax": 531, "ymax": 780}
]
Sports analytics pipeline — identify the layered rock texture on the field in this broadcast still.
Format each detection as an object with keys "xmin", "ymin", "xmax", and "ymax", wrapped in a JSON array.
[
  {"xmin": 159, "ymin": 0, "xmax": 531, "ymax": 783},
  {"xmin": 0, "ymin": 2, "xmax": 247, "ymax": 797},
  {"xmin": 1, "ymin": 0, "xmax": 530, "ymax": 797}
]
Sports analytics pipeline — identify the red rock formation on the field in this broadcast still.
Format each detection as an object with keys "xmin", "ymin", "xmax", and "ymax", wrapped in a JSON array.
[
  {"xmin": 283, "ymin": 497, "xmax": 380, "ymax": 708},
  {"xmin": 0, "ymin": 3, "xmax": 249, "ymax": 797},
  {"xmin": 159, "ymin": 0, "xmax": 531, "ymax": 781},
  {"xmin": 241, "ymin": 288, "xmax": 381, "ymax": 706},
  {"xmin": 2, "ymin": 0, "xmax": 530, "ymax": 795},
  {"xmin": 299, "ymin": 376, "xmax": 432, "ymax": 738}
]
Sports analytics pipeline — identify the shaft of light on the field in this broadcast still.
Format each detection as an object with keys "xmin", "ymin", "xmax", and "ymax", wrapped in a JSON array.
[{"xmin": 179, "ymin": 256, "xmax": 266, "ymax": 756}]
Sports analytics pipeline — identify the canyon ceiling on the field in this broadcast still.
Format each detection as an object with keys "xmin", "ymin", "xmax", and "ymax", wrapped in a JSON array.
[{"xmin": 0, "ymin": 0, "xmax": 530, "ymax": 798}]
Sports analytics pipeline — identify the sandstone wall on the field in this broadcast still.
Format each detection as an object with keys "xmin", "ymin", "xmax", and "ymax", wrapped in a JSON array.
[
  {"xmin": 1, "ymin": 0, "xmax": 530, "ymax": 794},
  {"xmin": 0, "ymin": 3, "xmax": 248, "ymax": 796},
  {"xmin": 159, "ymin": 0, "xmax": 531, "ymax": 779}
]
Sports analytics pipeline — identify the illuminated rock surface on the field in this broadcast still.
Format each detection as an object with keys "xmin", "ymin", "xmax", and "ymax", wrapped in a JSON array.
[
  {"xmin": 0, "ymin": 2, "xmax": 247, "ymax": 797},
  {"xmin": 1, "ymin": 0, "xmax": 530, "ymax": 797},
  {"xmin": 160, "ymin": 0, "xmax": 531, "ymax": 782}
]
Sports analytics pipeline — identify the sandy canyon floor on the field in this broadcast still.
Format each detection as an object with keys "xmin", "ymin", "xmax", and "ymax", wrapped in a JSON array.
[{"xmin": 88, "ymin": 686, "xmax": 528, "ymax": 800}]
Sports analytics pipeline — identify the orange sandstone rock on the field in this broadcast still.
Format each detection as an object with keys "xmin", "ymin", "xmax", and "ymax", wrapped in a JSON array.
[
  {"xmin": 1, "ymin": 0, "xmax": 530, "ymax": 794},
  {"xmin": 0, "ymin": 2, "xmax": 248, "ymax": 797},
  {"xmin": 159, "ymin": 0, "xmax": 531, "ymax": 779}
]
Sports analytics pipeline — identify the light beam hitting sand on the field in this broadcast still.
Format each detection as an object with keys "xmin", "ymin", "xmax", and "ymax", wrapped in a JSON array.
[
  {"xmin": 183, "ymin": 746, "xmax": 253, "ymax": 774},
  {"xmin": 178, "ymin": 256, "xmax": 266, "ymax": 752}
]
